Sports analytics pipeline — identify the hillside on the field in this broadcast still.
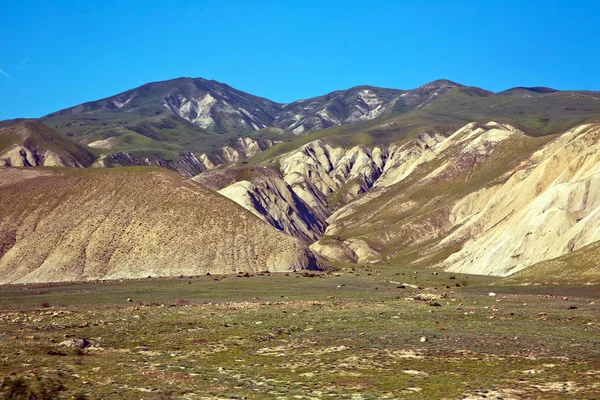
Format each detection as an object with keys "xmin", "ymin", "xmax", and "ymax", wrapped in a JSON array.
[
  {"xmin": 0, "ymin": 167, "xmax": 315, "ymax": 284},
  {"xmin": 196, "ymin": 119, "xmax": 600, "ymax": 279},
  {"xmin": 38, "ymin": 79, "xmax": 473, "ymax": 165},
  {"xmin": 38, "ymin": 77, "xmax": 600, "ymax": 181},
  {"xmin": 292, "ymin": 122, "xmax": 600, "ymax": 277},
  {"xmin": 4, "ymin": 77, "xmax": 600, "ymax": 282},
  {"xmin": 0, "ymin": 120, "xmax": 95, "ymax": 167}
]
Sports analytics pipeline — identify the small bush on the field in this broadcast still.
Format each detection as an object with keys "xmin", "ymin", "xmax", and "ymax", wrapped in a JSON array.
[
  {"xmin": 39, "ymin": 301, "xmax": 50, "ymax": 309},
  {"xmin": 1, "ymin": 374, "xmax": 65, "ymax": 400}
]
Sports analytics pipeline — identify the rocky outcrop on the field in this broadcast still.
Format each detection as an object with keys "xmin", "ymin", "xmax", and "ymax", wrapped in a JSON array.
[
  {"xmin": 305, "ymin": 121, "xmax": 535, "ymax": 265},
  {"xmin": 196, "ymin": 131, "xmax": 446, "ymax": 243},
  {"xmin": 303, "ymin": 121, "xmax": 600, "ymax": 278},
  {"xmin": 0, "ymin": 168, "xmax": 316, "ymax": 284},
  {"xmin": 191, "ymin": 120, "xmax": 600, "ymax": 280},
  {"xmin": 208, "ymin": 137, "xmax": 278, "ymax": 165},
  {"xmin": 278, "ymin": 131, "xmax": 446, "ymax": 212}
]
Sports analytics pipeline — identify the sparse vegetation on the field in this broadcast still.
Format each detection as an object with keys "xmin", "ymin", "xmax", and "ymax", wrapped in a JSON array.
[{"xmin": 0, "ymin": 267, "xmax": 598, "ymax": 399}]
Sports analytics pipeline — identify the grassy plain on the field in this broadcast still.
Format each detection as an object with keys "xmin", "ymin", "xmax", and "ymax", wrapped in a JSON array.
[{"xmin": 0, "ymin": 265, "xmax": 598, "ymax": 399}]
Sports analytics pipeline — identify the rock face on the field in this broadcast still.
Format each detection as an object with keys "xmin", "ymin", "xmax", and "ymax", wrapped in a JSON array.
[
  {"xmin": 277, "ymin": 131, "xmax": 447, "ymax": 212},
  {"xmin": 0, "ymin": 120, "xmax": 95, "ymax": 168},
  {"xmin": 195, "ymin": 131, "xmax": 446, "ymax": 243},
  {"xmin": 292, "ymin": 121, "xmax": 525, "ymax": 262},
  {"xmin": 0, "ymin": 168, "xmax": 316, "ymax": 284},
  {"xmin": 194, "ymin": 167, "xmax": 327, "ymax": 242},
  {"xmin": 208, "ymin": 137, "xmax": 278, "ymax": 165}
]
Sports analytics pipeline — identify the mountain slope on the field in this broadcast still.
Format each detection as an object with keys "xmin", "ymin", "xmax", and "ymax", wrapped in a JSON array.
[
  {"xmin": 0, "ymin": 167, "xmax": 315, "ymax": 284},
  {"xmin": 291, "ymin": 121, "xmax": 600, "ymax": 278},
  {"xmin": 40, "ymin": 77, "xmax": 600, "ymax": 183},
  {"xmin": 441, "ymin": 123, "xmax": 600, "ymax": 276},
  {"xmin": 194, "ymin": 167, "xmax": 328, "ymax": 242},
  {"xmin": 507, "ymin": 241, "xmax": 600, "ymax": 284},
  {"xmin": 39, "ymin": 78, "xmax": 471, "ymax": 164},
  {"xmin": 274, "ymin": 86, "xmax": 405, "ymax": 134},
  {"xmin": 0, "ymin": 120, "xmax": 95, "ymax": 167},
  {"xmin": 92, "ymin": 136, "xmax": 278, "ymax": 177},
  {"xmin": 45, "ymin": 77, "xmax": 281, "ymax": 134}
]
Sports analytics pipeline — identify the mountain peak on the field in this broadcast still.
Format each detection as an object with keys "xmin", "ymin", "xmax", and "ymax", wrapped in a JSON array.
[{"xmin": 419, "ymin": 79, "xmax": 465, "ymax": 89}]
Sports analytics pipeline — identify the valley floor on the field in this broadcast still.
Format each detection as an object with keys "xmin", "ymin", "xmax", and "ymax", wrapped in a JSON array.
[{"xmin": 0, "ymin": 267, "xmax": 598, "ymax": 399}]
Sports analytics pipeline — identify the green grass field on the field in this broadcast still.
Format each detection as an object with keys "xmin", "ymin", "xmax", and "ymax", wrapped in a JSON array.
[{"xmin": 1, "ymin": 265, "xmax": 598, "ymax": 399}]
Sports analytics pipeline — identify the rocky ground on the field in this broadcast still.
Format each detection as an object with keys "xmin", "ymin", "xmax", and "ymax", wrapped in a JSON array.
[{"xmin": 0, "ymin": 266, "xmax": 598, "ymax": 399}]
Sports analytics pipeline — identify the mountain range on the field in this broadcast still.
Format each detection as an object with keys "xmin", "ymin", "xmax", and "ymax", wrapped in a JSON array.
[{"xmin": 2, "ymin": 77, "xmax": 600, "ymax": 283}]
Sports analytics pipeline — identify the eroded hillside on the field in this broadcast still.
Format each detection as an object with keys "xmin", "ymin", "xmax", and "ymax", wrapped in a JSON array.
[
  {"xmin": 201, "ymin": 120, "xmax": 600, "ymax": 278},
  {"xmin": 0, "ymin": 120, "xmax": 95, "ymax": 167}
]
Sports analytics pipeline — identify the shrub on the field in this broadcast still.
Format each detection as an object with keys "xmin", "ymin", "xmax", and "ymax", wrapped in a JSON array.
[{"xmin": 0, "ymin": 374, "xmax": 65, "ymax": 400}]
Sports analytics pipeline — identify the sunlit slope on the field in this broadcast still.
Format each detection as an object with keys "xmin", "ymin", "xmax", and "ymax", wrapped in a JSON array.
[
  {"xmin": 0, "ymin": 168, "xmax": 315, "ymax": 284},
  {"xmin": 308, "ymin": 122, "xmax": 600, "ymax": 278},
  {"xmin": 0, "ymin": 120, "xmax": 95, "ymax": 167}
]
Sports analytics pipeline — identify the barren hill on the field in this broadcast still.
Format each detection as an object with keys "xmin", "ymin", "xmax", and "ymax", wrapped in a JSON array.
[
  {"xmin": 0, "ymin": 120, "xmax": 95, "ymax": 167},
  {"xmin": 0, "ymin": 167, "xmax": 315, "ymax": 284}
]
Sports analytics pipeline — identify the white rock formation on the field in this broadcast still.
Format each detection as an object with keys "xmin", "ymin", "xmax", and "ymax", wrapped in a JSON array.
[
  {"xmin": 0, "ymin": 145, "xmax": 86, "ymax": 168},
  {"xmin": 441, "ymin": 124, "xmax": 600, "ymax": 276}
]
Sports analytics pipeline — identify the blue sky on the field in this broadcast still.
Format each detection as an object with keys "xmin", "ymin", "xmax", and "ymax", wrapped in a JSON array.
[{"xmin": 0, "ymin": 1, "xmax": 598, "ymax": 119}]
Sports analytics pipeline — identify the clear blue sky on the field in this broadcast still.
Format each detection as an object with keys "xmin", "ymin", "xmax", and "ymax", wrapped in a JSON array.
[{"xmin": 0, "ymin": 0, "xmax": 598, "ymax": 119}]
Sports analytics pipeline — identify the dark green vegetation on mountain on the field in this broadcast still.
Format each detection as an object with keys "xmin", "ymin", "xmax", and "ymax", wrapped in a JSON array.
[{"xmin": 37, "ymin": 77, "xmax": 600, "ymax": 168}]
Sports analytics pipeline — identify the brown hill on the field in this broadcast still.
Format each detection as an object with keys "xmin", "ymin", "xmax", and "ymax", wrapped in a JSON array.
[
  {"xmin": 0, "ymin": 120, "xmax": 95, "ymax": 167},
  {"xmin": 0, "ymin": 167, "xmax": 315, "ymax": 284}
]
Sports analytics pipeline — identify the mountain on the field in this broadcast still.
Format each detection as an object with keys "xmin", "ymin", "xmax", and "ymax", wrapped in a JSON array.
[
  {"xmin": 202, "ymin": 119, "xmax": 600, "ymax": 281},
  {"xmin": 39, "ymin": 78, "xmax": 470, "ymax": 165},
  {"xmin": 0, "ymin": 167, "xmax": 316, "ymax": 284},
  {"xmin": 497, "ymin": 86, "xmax": 559, "ymax": 97},
  {"xmin": 274, "ymin": 86, "xmax": 405, "ymax": 134},
  {"xmin": 39, "ymin": 77, "xmax": 600, "ymax": 180},
  {"xmin": 0, "ymin": 120, "xmax": 95, "ymax": 167},
  {"xmin": 45, "ymin": 77, "xmax": 281, "ymax": 134},
  {"xmin": 5, "ymin": 77, "xmax": 600, "ymax": 283}
]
